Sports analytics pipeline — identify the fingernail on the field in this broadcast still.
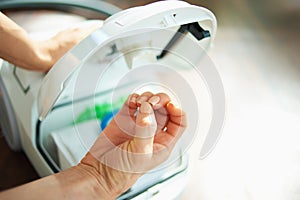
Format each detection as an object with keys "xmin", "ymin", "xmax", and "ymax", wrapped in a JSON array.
[
  {"xmin": 167, "ymin": 101, "xmax": 174, "ymax": 108},
  {"xmin": 137, "ymin": 96, "xmax": 148, "ymax": 105},
  {"xmin": 140, "ymin": 102, "xmax": 152, "ymax": 114},
  {"xmin": 148, "ymin": 96, "xmax": 160, "ymax": 106},
  {"xmin": 167, "ymin": 101, "xmax": 180, "ymax": 109},
  {"xmin": 130, "ymin": 96, "xmax": 136, "ymax": 104}
]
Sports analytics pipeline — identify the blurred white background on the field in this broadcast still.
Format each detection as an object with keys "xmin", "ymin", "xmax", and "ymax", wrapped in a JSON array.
[{"xmin": 181, "ymin": 0, "xmax": 300, "ymax": 199}]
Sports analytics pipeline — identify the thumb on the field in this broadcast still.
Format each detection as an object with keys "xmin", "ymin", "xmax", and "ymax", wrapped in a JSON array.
[{"xmin": 132, "ymin": 102, "xmax": 157, "ymax": 154}]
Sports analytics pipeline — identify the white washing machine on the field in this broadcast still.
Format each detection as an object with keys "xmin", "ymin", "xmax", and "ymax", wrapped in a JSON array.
[{"xmin": 0, "ymin": 1, "xmax": 218, "ymax": 199}]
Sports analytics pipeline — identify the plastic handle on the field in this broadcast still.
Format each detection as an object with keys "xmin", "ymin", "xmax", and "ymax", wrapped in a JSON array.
[{"xmin": 0, "ymin": 0, "xmax": 121, "ymax": 16}]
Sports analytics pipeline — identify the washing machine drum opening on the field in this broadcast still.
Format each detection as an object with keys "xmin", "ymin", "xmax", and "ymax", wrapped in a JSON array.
[{"xmin": 69, "ymin": 26, "xmax": 223, "ymax": 172}]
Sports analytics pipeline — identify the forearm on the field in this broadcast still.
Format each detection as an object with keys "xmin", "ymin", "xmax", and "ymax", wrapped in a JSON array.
[
  {"xmin": 0, "ymin": 12, "xmax": 52, "ymax": 71},
  {"xmin": 0, "ymin": 164, "xmax": 115, "ymax": 200}
]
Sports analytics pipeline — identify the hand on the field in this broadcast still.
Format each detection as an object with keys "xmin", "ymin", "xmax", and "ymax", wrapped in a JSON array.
[
  {"xmin": 80, "ymin": 92, "xmax": 187, "ymax": 199},
  {"xmin": 35, "ymin": 24, "xmax": 101, "ymax": 71},
  {"xmin": 0, "ymin": 12, "xmax": 101, "ymax": 71}
]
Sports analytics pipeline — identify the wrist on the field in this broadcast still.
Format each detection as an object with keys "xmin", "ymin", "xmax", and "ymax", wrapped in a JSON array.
[
  {"xmin": 0, "ymin": 162, "xmax": 116, "ymax": 200},
  {"xmin": 32, "ymin": 40, "xmax": 58, "ymax": 71},
  {"xmin": 51, "ymin": 164, "xmax": 117, "ymax": 200},
  {"xmin": 79, "ymin": 153, "xmax": 121, "ymax": 199},
  {"xmin": 67, "ymin": 163, "xmax": 118, "ymax": 200}
]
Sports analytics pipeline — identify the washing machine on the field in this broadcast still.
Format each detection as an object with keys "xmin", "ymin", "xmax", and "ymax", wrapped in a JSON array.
[{"xmin": 0, "ymin": 1, "xmax": 218, "ymax": 199}]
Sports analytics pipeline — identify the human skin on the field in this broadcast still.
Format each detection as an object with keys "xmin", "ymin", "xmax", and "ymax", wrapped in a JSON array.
[
  {"xmin": 0, "ymin": 92, "xmax": 187, "ymax": 199},
  {"xmin": 0, "ymin": 12, "xmax": 100, "ymax": 71}
]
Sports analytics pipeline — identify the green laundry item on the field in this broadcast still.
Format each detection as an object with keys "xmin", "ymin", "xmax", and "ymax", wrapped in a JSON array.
[{"xmin": 74, "ymin": 96, "xmax": 127, "ymax": 124}]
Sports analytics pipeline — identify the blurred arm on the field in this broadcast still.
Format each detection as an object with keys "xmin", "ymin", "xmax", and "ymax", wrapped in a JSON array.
[{"xmin": 0, "ymin": 12, "xmax": 99, "ymax": 71}]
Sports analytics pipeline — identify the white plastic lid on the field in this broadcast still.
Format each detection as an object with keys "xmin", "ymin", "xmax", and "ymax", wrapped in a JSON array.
[
  {"xmin": 38, "ymin": 1, "xmax": 216, "ymax": 119},
  {"xmin": 37, "ymin": 1, "xmax": 223, "ymax": 158}
]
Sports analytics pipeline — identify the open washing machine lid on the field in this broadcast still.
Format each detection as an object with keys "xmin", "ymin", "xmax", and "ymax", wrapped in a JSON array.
[
  {"xmin": 37, "ymin": 1, "xmax": 224, "ymax": 158},
  {"xmin": 38, "ymin": 0, "xmax": 217, "ymax": 119}
]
